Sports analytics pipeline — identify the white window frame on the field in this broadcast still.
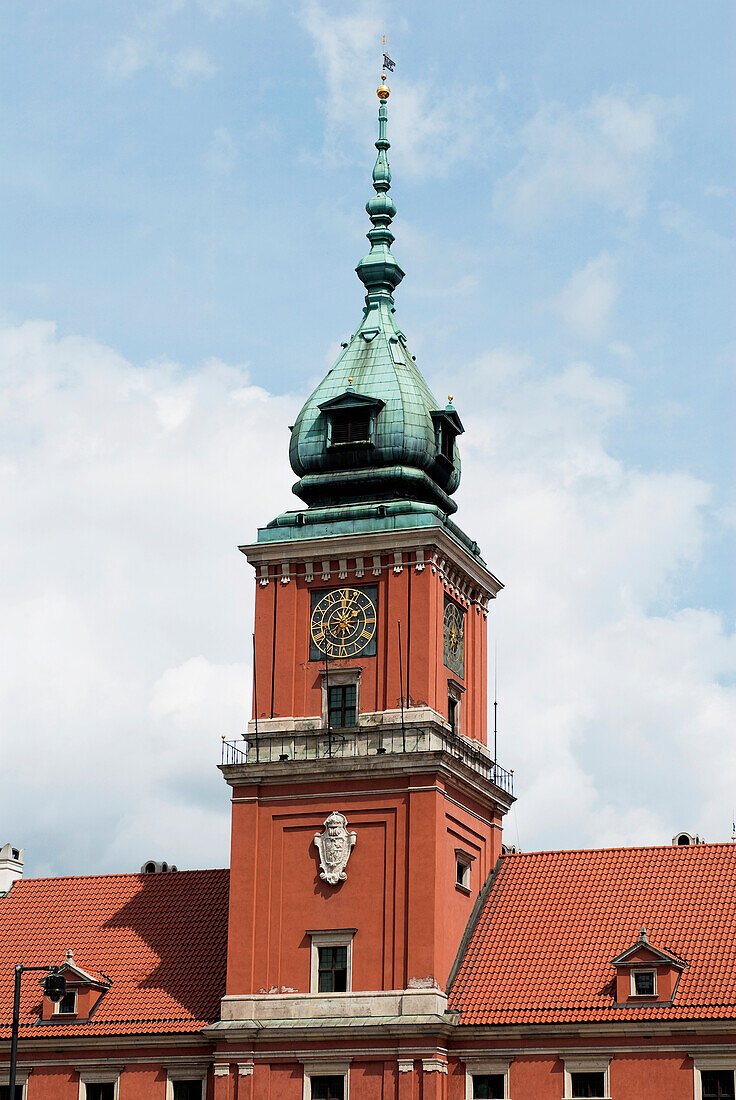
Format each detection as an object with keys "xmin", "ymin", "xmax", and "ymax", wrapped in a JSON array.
[
  {"xmin": 301, "ymin": 1060, "xmax": 350, "ymax": 1100},
  {"xmin": 308, "ymin": 929, "xmax": 356, "ymax": 994},
  {"xmin": 630, "ymin": 968, "xmax": 657, "ymax": 997},
  {"xmin": 464, "ymin": 1058, "xmax": 511, "ymax": 1099},
  {"xmin": 0, "ymin": 1069, "xmax": 30, "ymax": 1099},
  {"xmin": 455, "ymin": 849, "xmax": 475, "ymax": 893},
  {"xmin": 54, "ymin": 988, "xmax": 78, "ymax": 1015},
  {"xmin": 165, "ymin": 1065, "xmax": 209, "ymax": 1100},
  {"xmin": 76, "ymin": 1067, "xmax": 123, "ymax": 1100},
  {"xmin": 319, "ymin": 668, "xmax": 362, "ymax": 729},
  {"xmin": 563, "ymin": 1057, "xmax": 611, "ymax": 1099},
  {"xmin": 692, "ymin": 1054, "xmax": 736, "ymax": 1100}
]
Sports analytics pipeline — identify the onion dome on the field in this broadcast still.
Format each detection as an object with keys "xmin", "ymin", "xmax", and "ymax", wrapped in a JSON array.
[{"xmin": 288, "ymin": 83, "xmax": 464, "ymax": 516}]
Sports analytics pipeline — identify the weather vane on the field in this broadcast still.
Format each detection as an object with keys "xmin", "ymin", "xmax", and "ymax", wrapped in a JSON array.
[{"xmin": 378, "ymin": 33, "xmax": 395, "ymax": 101}]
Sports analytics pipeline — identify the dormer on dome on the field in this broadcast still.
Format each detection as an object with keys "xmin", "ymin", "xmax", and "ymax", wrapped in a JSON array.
[
  {"xmin": 40, "ymin": 948, "xmax": 111, "ymax": 1022},
  {"xmin": 318, "ymin": 388, "xmax": 385, "ymax": 453},
  {"xmin": 285, "ymin": 82, "xmax": 465, "ymax": 527},
  {"xmin": 611, "ymin": 927, "xmax": 687, "ymax": 1005}
]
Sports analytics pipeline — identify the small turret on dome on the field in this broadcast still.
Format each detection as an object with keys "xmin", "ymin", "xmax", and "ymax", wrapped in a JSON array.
[{"xmin": 261, "ymin": 79, "xmax": 481, "ymax": 562}]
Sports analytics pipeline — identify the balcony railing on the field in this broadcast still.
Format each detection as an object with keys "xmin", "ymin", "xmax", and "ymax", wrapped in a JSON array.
[{"xmin": 220, "ymin": 724, "xmax": 514, "ymax": 796}]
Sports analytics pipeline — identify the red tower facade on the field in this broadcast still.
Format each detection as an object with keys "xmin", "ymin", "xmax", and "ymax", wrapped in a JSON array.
[{"xmin": 223, "ymin": 529, "xmax": 512, "ymax": 1014}]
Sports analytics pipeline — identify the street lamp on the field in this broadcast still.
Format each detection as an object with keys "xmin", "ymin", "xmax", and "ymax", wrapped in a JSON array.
[{"xmin": 8, "ymin": 965, "xmax": 66, "ymax": 1097}]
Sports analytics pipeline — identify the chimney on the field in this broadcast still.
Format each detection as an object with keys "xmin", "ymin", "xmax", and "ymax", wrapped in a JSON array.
[{"xmin": 0, "ymin": 843, "xmax": 24, "ymax": 895}]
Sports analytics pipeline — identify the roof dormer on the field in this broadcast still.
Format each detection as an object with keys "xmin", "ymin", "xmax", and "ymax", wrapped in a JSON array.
[
  {"xmin": 40, "ymin": 949, "xmax": 111, "ymax": 1022},
  {"xmin": 611, "ymin": 927, "xmax": 687, "ymax": 1005},
  {"xmin": 318, "ymin": 389, "xmax": 385, "ymax": 450}
]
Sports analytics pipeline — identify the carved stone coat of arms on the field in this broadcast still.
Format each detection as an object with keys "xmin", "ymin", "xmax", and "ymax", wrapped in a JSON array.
[{"xmin": 314, "ymin": 811, "xmax": 356, "ymax": 885}]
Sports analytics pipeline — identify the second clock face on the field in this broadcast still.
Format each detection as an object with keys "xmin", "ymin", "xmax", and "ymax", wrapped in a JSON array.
[
  {"xmin": 310, "ymin": 586, "xmax": 378, "ymax": 660},
  {"xmin": 443, "ymin": 595, "xmax": 465, "ymax": 677}
]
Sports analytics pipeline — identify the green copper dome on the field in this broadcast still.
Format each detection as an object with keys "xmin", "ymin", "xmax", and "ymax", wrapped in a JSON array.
[{"xmin": 288, "ymin": 93, "xmax": 463, "ymax": 516}]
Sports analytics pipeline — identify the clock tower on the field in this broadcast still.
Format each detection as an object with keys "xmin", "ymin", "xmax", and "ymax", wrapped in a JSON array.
[{"xmin": 216, "ymin": 75, "xmax": 514, "ymax": 1066}]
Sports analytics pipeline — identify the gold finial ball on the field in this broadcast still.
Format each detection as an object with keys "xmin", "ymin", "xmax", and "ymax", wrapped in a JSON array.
[
  {"xmin": 377, "ymin": 76, "xmax": 390, "ymax": 100},
  {"xmin": 448, "ymin": 394, "xmax": 454, "ymax": 403},
  {"xmin": 348, "ymin": 376, "xmax": 354, "ymax": 385}
]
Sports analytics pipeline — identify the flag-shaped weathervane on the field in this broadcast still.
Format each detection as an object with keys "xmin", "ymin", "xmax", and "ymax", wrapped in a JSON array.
[{"xmin": 383, "ymin": 53, "xmax": 395, "ymax": 72}]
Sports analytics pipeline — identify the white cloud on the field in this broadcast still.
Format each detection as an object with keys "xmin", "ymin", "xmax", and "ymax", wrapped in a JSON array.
[
  {"xmin": 164, "ymin": 46, "xmax": 218, "ymax": 86},
  {"xmin": 450, "ymin": 350, "xmax": 736, "ymax": 850},
  {"xmin": 548, "ymin": 252, "xmax": 620, "ymax": 341},
  {"xmin": 204, "ymin": 126, "xmax": 238, "ymax": 176},
  {"xmin": 495, "ymin": 90, "xmax": 679, "ymax": 225},
  {"xmin": 705, "ymin": 184, "xmax": 731, "ymax": 199},
  {"xmin": 106, "ymin": 38, "xmax": 218, "ymax": 85},
  {"xmin": 660, "ymin": 200, "xmax": 731, "ymax": 251},
  {"xmin": 1, "ymin": 316, "xmax": 734, "ymax": 877},
  {"xmin": 299, "ymin": 1, "xmax": 496, "ymax": 180},
  {"xmin": 104, "ymin": 2, "xmax": 223, "ymax": 86},
  {"xmin": 0, "ymin": 320, "xmax": 298, "ymax": 876}
]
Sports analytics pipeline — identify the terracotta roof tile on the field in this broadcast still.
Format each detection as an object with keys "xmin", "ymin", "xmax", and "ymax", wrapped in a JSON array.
[
  {"xmin": 0, "ymin": 868, "xmax": 229, "ymax": 1038},
  {"xmin": 449, "ymin": 842, "xmax": 736, "ymax": 1025}
]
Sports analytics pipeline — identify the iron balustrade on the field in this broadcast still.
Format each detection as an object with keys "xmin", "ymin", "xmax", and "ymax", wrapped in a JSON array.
[{"xmin": 220, "ymin": 726, "xmax": 514, "ymax": 796}]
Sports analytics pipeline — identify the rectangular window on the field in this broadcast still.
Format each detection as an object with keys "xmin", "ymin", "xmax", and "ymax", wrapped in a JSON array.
[
  {"xmin": 702, "ymin": 1071, "xmax": 736, "ymax": 1100},
  {"xmin": 328, "ymin": 684, "xmax": 357, "ymax": 729},
  {"xmin": 570, "ymin": 1072, "xmax": 606, "ymax": 1098},
  {"xmin": 448, "ymin": 696, "xmax": 458, "ymax": 732},
  {"xmin": 456, "ymin": 856, "xmax": 471, "ymax": 890},
  {"xmin": 173, "ymin": 1084, "xmax": 203, "ymax": 1100},
  {"xmin": 55, "ymin": 989, "xmax": 77, "ymax": 1014},
  {"xmin": 85, "ymin": 1086, "xmax": 115, "ymax": 1100},
  {"xmin": 0, "ymin": 1087, "xmax": 24, "ymax": 1100},
  {"xmin": 330, "ymin": 412, "xmax": 370, "ymax": 445},
  {"xmin": 318, "ymin": 945, "xmax": 348, "ymax": 992},
  {"xmin": 633, "ymin": 969, "xmax": 655, "ymax": 995},
  {"xmin": 310, "ymin": 1076, "xmax": 345, "ymax": 1100},
  {"xmin": 472, "ymin": 1074, "xmax": 504, "ymax": 1099}
]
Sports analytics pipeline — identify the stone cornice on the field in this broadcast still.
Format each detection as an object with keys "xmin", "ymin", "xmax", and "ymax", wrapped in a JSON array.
[{"xmin": 239, "ymin": 526, "xmax": 502, "ymax": 610}]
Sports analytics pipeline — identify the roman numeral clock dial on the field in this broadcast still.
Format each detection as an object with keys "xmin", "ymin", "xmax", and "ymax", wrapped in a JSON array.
[
  {"xmin": 443, "ymin": 595, "xmax": 465, "ymax": 677},
  {"xmin": 309, "ymin": 586, "xmax": 378, "ymax": 660}
]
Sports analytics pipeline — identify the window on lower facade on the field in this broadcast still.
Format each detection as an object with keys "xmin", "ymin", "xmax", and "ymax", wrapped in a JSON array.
[
  {"xmin": 173, "ymin": 1083, "xmax": 203, "ymax": 1100},
  {"xmin": 448, "ymin": 695, "xmax": 458, "ymax": 732},
  {"xmin": 571, "ymin": 1071, "xmax": 606, "ymax": 1098},
  {"xmin": 472, "ymin": 1074, "xmax": 504, "ymax": 1098},
  {"xmin": 328, "ymin": 684, "xmax": 356, "ymax": 729},
  {"xmin": 85, "ymin": 1086, "xmax": 115, "ymax": 1100},
  {"xmin": 702, "ymin": 1071, "xmax": 736, "ymax": 1100},
  {"xmin": 310, "ymin": 1076, "xmax": 345, "ymax": 1100},
  {"xmin": 0, "ymin": 1086, "xmax": 24, "ymax": 1100},
  {"xmin": 318, "ymin": 945, "xmax": 348, "ymax": 992}
]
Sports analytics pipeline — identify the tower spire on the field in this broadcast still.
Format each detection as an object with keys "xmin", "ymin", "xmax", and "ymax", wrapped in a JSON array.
[{"xmin": 355, "ymin": 75, "xmax": 404, "ymax": 308}]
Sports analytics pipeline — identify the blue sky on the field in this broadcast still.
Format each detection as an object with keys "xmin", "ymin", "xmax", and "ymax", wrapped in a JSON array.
[{"xmin": 0, "ymin": 1, "xmax": 734, "ymax": 873}]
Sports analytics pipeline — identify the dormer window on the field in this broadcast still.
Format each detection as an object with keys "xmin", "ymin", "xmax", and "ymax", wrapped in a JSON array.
[
  {"xmin": 319, "ymin": 390, "xmax": 385, "ymax": 451},
  {"xmin": 611, "ymin": 927, "xmax": 686, "ymax": 1005},
  {"xmin": 431, "ymin": 406, "xmax": 464, "ymax": 468},
  {"xmin": 330, "ymin": 409, "xmax": 371, "ymax": 445},
  {"xmin": 40, "ymin": 949, "xmax": 111, "ymax": 1023},
  {"xmin": 632, "ymin": 969, "xmax": 656, "ymax": 996},
  {"xmin": 54, "ymin": 989, "xmax": 78, "ymax": 1015}
]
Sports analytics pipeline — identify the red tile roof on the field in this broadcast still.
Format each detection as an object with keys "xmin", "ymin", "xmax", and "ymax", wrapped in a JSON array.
[
  {"xmin": 0, "ymin": 868, "xmax": 229, "ymax": 1038},
  {"xmin": 449, "ymin": 842, "xmax": 736, "ymax": 1025}
]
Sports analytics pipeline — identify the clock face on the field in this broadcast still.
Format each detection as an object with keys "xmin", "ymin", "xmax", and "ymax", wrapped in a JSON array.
[
  {"xmin": 310, "ymin": 586, "xmax": 378, "ymax": 660},
  {"xmin": 443, "ymin": 596, "xmax": 465, "ymax": 677}
]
